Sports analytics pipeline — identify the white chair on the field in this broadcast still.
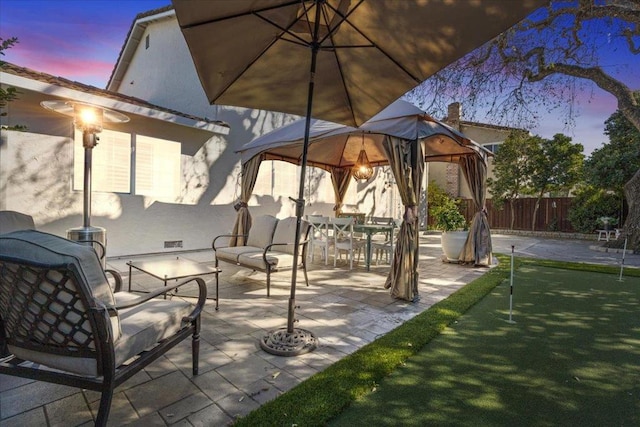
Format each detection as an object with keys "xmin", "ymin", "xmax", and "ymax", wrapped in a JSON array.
[
  {"xmin": 330, "ymin": 217, "xmax": 365, "ymax": 270},
  {"xmin": 306, "ymin": 215, "xmax": 331, "ymax": 265}
]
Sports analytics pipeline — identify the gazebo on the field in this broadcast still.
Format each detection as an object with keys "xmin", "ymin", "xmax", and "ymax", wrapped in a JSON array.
[{"xmin": 235, "ymin": 100, "xmax": 492, "ymax": 302}]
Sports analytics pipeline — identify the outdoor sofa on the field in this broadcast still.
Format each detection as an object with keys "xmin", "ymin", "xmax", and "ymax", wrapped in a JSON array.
[{"xmin": 212, "ymin": 215, "xmax": 311, "ymax": 296}]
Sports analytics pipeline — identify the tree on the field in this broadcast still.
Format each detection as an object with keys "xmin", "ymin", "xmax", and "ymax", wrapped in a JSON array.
[
  {"xmin": 0, "ymin": 37, "xmax": 19, "ymax": 117},
  {"xmin": 585, "ymin": 107, "xmax": 640, "ymax": 196},
  {"xmin": 409, "ymin": 1, "xmax": 640, "ymax": 252},
  {"xmin": 487, "ymin": 131, "xmax": 539, "ymax": 229},
  {"xmin": 528, "ymin": 134, "xmax": 584, "ymax": 230}
]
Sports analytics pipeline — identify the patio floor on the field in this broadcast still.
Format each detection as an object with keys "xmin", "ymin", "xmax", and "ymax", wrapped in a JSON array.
[{"xmin": 2, "ymin": 233, "xmax": 636, "ymax": 426}]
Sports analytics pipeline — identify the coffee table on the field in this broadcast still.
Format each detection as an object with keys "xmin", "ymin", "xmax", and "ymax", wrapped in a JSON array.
[{"xmin": 127, "ymin": 257, "xmax": 220, "ymax": 309}]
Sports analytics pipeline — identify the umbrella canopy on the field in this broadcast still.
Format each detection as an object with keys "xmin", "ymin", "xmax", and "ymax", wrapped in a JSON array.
[
  {"xmin": 172, "ymin": 0, "xmax": 544, "ymax": 354},
  {"xmin": 238, "ymin": 99, "xmax": 486, "ymax": 169},
  {"xmin": 173, "ymin": 0, "xmax": 544, "ymax": 127}
]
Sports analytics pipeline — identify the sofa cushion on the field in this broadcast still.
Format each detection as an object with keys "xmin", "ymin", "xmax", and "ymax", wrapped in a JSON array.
[
  {"xmin": 246, "ymin": 215, "xmax": 278, "ymax": 249},
  {"xmin": 271, "ymin": 217, "xmax": 299, "ymax": 255},
  {"xmin": 216, "ymin": 245, "xmax": 263, "ymax": 264},
  {"xmin": 237, "ymin": 251, "xmax": 296, "ymax": 270}
]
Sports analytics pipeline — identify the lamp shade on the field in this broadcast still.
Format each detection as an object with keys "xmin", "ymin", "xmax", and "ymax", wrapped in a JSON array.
[
  {"xmin": 352, "ymin": 148, "xmax": 374, "ymax": 181},
  {"xmin": 41, "ymin": 100, "xmax": 130, "ymax": 130}
]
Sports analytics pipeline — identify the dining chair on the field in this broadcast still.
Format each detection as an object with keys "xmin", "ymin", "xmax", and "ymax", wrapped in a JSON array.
[
  {"xmin": 306, "ymin": 215, "xmax": 331, "ymax": 265},
  {"xmin": 330, "ymin": 217, "xmax": 365, "ymax": 270},
  {"xmin": 371, "ymin": 219, "xmax": 401, "ymax": 265}
]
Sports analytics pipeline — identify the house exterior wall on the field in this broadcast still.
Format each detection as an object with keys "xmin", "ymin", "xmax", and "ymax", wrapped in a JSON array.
[
  {"xmin": 0, "ymin": 86, "xmax": 234, "ymax": 256},
  {"xmin": 428, "ymin": 105, "xmax": 516, "ymax": 199},
  {"xmin": 110, "ymin": 14, "xmax": 400, "ymax": 234}
]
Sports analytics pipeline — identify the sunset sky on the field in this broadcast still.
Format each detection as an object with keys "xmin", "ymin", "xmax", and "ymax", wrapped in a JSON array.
[{"xmin": 1, "ymin": 0, "xmax": 638, "ymax": 155}]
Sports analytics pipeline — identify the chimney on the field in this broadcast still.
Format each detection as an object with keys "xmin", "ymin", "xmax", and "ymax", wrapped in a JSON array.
[{"xmin": 447, "ymin": 102, "xmax": 461, "ymax": 130}]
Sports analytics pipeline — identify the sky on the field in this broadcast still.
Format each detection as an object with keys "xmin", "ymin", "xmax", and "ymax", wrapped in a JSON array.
[{"xmin": 1, "ymin": 0, "xmax": 638, "ymax": 155}]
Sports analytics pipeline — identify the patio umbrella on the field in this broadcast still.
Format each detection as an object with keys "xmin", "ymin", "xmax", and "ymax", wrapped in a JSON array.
[{"xmin": 172, "ymin": 0, "xmax": 544, "ymax": 355}]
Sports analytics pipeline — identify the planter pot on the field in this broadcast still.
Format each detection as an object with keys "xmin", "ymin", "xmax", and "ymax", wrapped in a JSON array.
[{"xmin": 441, "ymin": 230, "xmax": 469, "ymax": 262}]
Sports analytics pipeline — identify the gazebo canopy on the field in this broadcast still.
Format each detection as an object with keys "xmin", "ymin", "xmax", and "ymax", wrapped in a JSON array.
[{"xmin": 238, "ymin": 100, "xmax": 488, "ymax": 170}]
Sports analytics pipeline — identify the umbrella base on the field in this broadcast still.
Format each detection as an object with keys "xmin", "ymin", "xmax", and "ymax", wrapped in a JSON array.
[{"xmin": 260, "ymin": 328, "xmax": 318, "ymax": 356}]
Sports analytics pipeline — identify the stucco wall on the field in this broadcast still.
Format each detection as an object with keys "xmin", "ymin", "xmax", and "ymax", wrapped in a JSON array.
[
  {"xmin": 0, "ymin": 129, "xmax": 244, "ymax": 257},
  {"xmin": 111, "ymin": 16, "xmax": 400, "ymax": 228}
]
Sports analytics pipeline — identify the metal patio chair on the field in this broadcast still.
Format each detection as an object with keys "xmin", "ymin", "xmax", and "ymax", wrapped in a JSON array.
[{"xmin": 0, "ymin": 230, "xmax": 207, "ymax": 426}]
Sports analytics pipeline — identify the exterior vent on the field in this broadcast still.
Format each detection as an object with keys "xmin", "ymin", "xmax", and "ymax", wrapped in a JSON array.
[{"xmin": 164, "ymin": 240, "xmax": 183, "ymax": 248}]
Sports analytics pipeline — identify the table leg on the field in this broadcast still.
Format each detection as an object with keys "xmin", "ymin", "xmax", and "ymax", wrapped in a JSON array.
[
  {"xmin": 366, "ymin": 234, "xmax": 372, "ymax": 271},
  {"xmin": 128, "ymin": 262, "xmax": 132, "ymax": 292}
]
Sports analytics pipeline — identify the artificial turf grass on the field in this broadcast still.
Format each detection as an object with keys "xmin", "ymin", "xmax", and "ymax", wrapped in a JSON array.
[
  {"xmin": 234, "ymin": 255, "xmax": 515, "ymax": 427},
  {"xmin": 233, "ymin": 257, "xmax": 640, "ymax": 426},
  {"xmin": 329, "ymin": 261, "xmax": 640, "ymax": 426}
]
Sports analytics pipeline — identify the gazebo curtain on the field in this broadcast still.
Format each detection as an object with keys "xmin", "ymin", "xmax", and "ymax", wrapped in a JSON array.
[
  {"xmin": 382, "ymin": 136, "xmax": 424, "ymax": 301},
  {"xmin": 458, "ymin": 154, "xmax": 492, "ymax": 265},
  {"xmin": 330, "ymin": 167, "xmax": 352, "ymax": 215},
  {"xmin": 230, "ymin": 154, "xmax": 263, "ymax": 246}
]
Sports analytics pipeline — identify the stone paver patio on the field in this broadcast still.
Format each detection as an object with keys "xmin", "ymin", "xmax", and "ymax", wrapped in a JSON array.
[{"xmin": 2, "ymin": 233, "xmax": 636, "ymax": 426}]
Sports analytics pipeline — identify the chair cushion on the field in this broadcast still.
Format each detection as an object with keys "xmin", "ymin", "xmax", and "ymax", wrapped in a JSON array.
[
  {"xmin": 246, "ymin": 215, "xmax": 278, "ymax": 249},
  {"xmin": 271, "ymin": 217, "xmax": 298, "ymax": 255},
  {"xmin": 216, "ymin": 246, "xmax": 263, "ymax": 264},
  {"xmin": 237, "ymin": 251, "xmax": 295, "ymax": 270},
  {"xmin": 0, "ymin": 210, "xmax": 35, "ymax": 234},
  {"xmin": 0, "ymin": 230, "xmax": 120, "ymax": 340},
  {"xmin": 114, "ymin": 294, "xmax": 195, "ymax": 367}
]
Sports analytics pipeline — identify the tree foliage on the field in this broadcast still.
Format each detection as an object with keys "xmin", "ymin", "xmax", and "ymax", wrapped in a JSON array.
[
  {"xmin": 584, "ymin": 107, "xmax": 640, "ymax": 195},
  {"xmin": 487, "ymin": 131, "xmax": 539, "ymax": 229},
  {"xmin": 0, "ymin": 37, "xmax": 19, "ymax": 116},
  {"xmin": 568, "ymin": 185, "xmax": 621, "ymax": 233},
  {"xmin": 488, "ymin": 131, "xmax": 584, "ymax": 230},
  {"xmin": 408, "ymin": 1, "xmax": 640, "ymax": 251},
  {"xmin": 528, "ymin": 133, "xmax": 584, "ymax": 229}
]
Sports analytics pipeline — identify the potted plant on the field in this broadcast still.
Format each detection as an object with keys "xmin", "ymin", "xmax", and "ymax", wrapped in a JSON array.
[
  {"xmin": 597, "ymin": 216, "xmax": 618, "ymax": 231},
  {"xmin": 431, "ymin": 196, "xmax": 468, "ymax": 262}
]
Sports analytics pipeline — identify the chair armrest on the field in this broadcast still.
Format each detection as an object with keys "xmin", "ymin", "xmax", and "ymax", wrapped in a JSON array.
[
  {"xmin": 212, "ymin": 233, "xmax": 247, "ymax": 251},
  {"xmin": 263, "ymin": 237, "xmax": 310, "ymax": 262},
  {"xmin": 104, "ymin": 269, "xmax": 122, "ymax": 292},
  {"xmin": 115, "ymin": 277, "xmax": 207, "ymax": 321}
]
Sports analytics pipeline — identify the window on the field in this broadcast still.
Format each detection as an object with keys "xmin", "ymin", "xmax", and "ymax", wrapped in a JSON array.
[
  {"xmin": 135, "ymin": 136, "xmax": 181, "ymax": 199},
  {"xmin": 482, "ymin": 142, "xmax": 502, "ymax": 154},
  {"xmin": 73, "ymin": 129, "xmax": 131, "ymax": 193},
  {"xmin": 73, "ymin": 131, "xmax": 182, "ymax": 199},
  {"xmin": 145, "ymin": 34, "xmax": 150, "ymax": 49}
]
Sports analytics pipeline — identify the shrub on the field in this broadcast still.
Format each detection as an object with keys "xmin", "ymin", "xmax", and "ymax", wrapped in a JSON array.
[
  {"xmin": 568, "ymin": 186, "xmax": 620, "ymax": 233},
  {"xmin": 431, "ymin": 196, "xmax": 467, "ymax": 231}
]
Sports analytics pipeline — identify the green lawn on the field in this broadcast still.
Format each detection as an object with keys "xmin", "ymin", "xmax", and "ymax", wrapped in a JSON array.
[
  {"xmin": 330, "ymin": 263, "xmax": 640, "ymax": 426},
  {"xmin": 235, "ymin": 259, "xmax": 640, "ymax": 426}
]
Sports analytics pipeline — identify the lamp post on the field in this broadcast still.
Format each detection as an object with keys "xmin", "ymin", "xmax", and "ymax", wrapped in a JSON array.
[{"xmin": 41, "ymin": 100, "xmax": 129, "ymax": 265}]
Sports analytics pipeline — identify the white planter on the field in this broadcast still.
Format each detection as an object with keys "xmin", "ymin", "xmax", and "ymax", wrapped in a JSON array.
[{"xmin": 441, "ymin": 230, "xmax": 469, "ymax": 262}]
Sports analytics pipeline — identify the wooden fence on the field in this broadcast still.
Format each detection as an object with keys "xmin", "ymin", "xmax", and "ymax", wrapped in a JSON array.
[{"xmin": 458, "ymin": 197, "xmax": 576, "ymax": 232}]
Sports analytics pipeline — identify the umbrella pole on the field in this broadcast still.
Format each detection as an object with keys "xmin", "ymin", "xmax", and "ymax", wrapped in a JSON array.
[{"xmin": 260, "ymin": 2, "xmax": 321, "ymax": 356}]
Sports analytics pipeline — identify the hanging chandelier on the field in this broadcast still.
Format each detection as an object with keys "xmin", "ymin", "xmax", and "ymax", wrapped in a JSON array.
[{"xmin": 352, "ymin": 136, "xmax": 374, "ymax": 181}]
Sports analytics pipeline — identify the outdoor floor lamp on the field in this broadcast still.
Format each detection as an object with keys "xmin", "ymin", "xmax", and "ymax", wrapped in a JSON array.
[{"xmin": 41, "ymin": 100, "xmax": 129, "ymax": 265}]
